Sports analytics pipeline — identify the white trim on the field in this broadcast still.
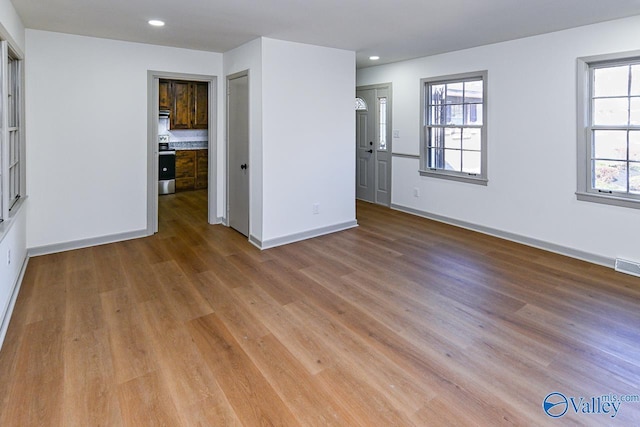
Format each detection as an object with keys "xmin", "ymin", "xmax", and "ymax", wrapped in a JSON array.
[
  {"xmin": 0, "ymin": 253, "xmax": 28, "ymax": 351},
  {"xmin": 146, "ymin": 71, "xmax": 218, "ymax": 235},
  {"xmin": 28, "ymin": 229, "xmax": 148, "ymax": 257},
  {"xmin": 251, "ymin": 220, "xmax": 359, "ymax": 250},
  {"xmin": 393, "ymin": 153, "xmax": 420, "ymax": 159},
  {"xmin": 419, "ymin": 70, "xmax": 488, "ymax": 184},
  {"xmin": 576, "ymin": 51, "xmax": 640, "ymax": 208},
  {"xmin": 391, "ymin": 203, "xmax": 614, "ymax": 268}
]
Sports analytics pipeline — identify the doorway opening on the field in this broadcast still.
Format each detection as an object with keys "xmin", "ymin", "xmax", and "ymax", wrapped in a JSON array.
[
  {"xmin": 146, "ymin": 71, "xmax": 218, "ymax": 235},
  {"xmin": 356, "ymin": 83, "xmax": 392, "ymax": 206}
]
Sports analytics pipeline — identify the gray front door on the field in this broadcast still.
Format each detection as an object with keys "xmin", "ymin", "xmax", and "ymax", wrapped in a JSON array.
[
  {"xmin": 227, "ymin": 73, "xmax": 249, "ymax": 236},
  {"xmin": 356, "ymin": 85, "xmax": 392, "ymax": 206}
]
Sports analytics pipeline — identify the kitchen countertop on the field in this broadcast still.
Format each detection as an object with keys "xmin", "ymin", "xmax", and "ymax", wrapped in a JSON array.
[{"xmin": 169, "ymin": 141, "xmax": 208, "ymax": 150}]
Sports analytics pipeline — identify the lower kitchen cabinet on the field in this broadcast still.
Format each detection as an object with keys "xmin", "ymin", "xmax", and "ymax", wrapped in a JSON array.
[
  {"xmin": 176, "ymin": 149, "xmax": 208, "ymax": 192},
  {"xmin": 195, "ymin": 149, "xmax": 208, "ymax": 189}
]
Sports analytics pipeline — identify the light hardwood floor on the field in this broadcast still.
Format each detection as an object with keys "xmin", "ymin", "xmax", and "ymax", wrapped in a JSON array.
[{"xmin": 1, "ymin": 190, "xmax": 639, "ymax": 426}]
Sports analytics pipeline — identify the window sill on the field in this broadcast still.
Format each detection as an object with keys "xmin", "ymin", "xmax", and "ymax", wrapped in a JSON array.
[
  {"xmin": 0, "ymin": 196, "xmax": 27, "ymax": 243},
  {"xmin": 576, "ymin": 191, "xmax": 640, "ymax": 210},
  {"xmin": 419, "ymin": 169, "xmax": 488, "ymax": 186}
]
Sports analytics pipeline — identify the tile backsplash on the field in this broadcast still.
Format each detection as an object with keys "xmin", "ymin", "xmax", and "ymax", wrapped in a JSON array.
[{"xmin": 158, "ymin": 117, "xmax": 208, "ymax": 142}]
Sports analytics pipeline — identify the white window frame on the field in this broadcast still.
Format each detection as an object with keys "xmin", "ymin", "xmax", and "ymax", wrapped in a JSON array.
[
  {"xmin": 419, "ymin": 70, "xmax": 488, "ymax": 185},
  {"xmin": 0, "ymin": 40, "xmax": 24, "ymax": 222},
  {"xmin": 577, "ymin": 50, "xmax": 640, "ymax": 209}
]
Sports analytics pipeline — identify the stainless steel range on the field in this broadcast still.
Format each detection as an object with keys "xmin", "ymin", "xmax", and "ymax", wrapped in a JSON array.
[{"xmin": 158, "ymin": 147, "xmax": 176, "ymax": 195}]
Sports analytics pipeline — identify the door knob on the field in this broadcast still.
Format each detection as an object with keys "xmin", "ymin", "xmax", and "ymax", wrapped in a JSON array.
[
  {"xmin": 366, "ymin": 149, "xmax": 373, "ymax": 153},
  {"xmin": 240, "ymin": 163, "xmax": 247, "ymax": 170}
]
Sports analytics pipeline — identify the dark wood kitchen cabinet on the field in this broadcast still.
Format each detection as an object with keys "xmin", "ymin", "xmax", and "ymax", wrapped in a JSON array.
[
  {"xmin": 159, "ymin": 79, "xmax": 170, "ymax": 110},
  {"xmin": 195, "ymin": 149, "xmax": 208, "ymax": 189},
  {"xmin": 168, "ymin": 80, "xmax": 208, "ymax": 130},
  {"xmin": 175, "ymin": 150, "xmax": 196, "ymax": 192},
  {"xmin": 175, "ymin": 149, "xmax": 208, "ymax": 192}
]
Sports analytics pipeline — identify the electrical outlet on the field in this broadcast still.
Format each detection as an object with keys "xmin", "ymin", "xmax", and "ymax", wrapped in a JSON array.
[
  {"xmin": 413, "ymin": 187, "xmax": 420, "ymax": 198},
  {"xmin": 393, "ymin": 130, "xmax": 400, "ymax": 138},
  {"xmin": 312, "ymin": 203, "xmax": 320, "ymax": 214}
]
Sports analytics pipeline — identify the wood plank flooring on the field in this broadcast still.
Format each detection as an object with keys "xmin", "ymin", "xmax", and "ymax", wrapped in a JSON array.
[{"xmin": 1, "ymin": 189, "xmax": 639, "ymax": 425}]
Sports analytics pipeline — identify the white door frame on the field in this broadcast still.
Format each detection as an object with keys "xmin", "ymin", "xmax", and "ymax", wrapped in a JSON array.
[{"xmin": 146, "ymin": 71, "xmax": 218, "ymax": 234}]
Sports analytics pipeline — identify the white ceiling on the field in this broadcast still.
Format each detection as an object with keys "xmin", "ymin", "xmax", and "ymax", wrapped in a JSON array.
[{"xmin": 11, "ymin": 0, "xmax": 640, "ymax": 68}]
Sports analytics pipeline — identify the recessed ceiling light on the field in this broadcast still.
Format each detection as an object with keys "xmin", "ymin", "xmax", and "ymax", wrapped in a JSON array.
[
  {"xmin": 148, "ymin": 20, "xmax": 165, "ymax": 27},
  {"xmin": 369, "ymin": 56, "xmax": 380, "ymax": 61}
]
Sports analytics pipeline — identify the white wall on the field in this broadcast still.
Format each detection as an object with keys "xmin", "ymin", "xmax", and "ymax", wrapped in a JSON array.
[
  {"xmin": 0, "ymin": 0, "xmax": 26, "ymax": 348},
  {"xmin": 0, "ymin": 0, "xmax": 24, "ymax": 53},
  {"xmin": 25, "ymin": 30, "xmax": 223, "ymax": 249},
  {"xmin": 223, "ymin": 38, "xmax": 264, "ymax": 240},
  {"xmin": 357, "ymin": 15, "xmax": 640, "ymax": 265},
  {"xmin": 261, "ymin": 38, "xmax": 356, "ymax": 244}
]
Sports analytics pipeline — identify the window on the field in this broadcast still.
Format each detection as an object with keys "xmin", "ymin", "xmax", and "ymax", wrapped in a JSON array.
[
  {"xmin": 355, "ymin": 97, "xmax": 367, "ymax": 111},
  {"xmin": 420, "ymin": 71, "xmax": 488, "ymax": 185},
  {"xmin": 577, "ymin": 51, "xmax": 640, "ymax": 208},
  {"xmin": 0, "ymin": 41, "xmax": 23, "ymax": 221},
  {"xmin": 378, "ymin": 97, "xmax": 387, "ymax": 150}
]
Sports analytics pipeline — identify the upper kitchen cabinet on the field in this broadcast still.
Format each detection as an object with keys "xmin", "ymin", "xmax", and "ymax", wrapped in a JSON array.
[
  {"xmin": 192, "ymin": 82, "xmax": 208, "ymax": 129},
  {"xmin": 168, "ymin": 80, "xmax": 208, "ymax": 130},
  {"xmin": 159, "ymin": 79, "xmax": 170, "ymax": 110}
]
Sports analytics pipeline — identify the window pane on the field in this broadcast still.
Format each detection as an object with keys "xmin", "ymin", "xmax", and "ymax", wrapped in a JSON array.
[
  {"xmin": 593, "ymin": 130, "xmax": 627, "ymax": 160},
  {"xmin": 430, "ymin": 84, "xmax": 445, "ymax": 105},
  {"xmin": 462, "ymin": 151, "xmax": 481, "ymax": 174},
  {"xmin": 355, "ymin": 97, "xmax": 367, "ymax": 111},
  {"xmin": 464, "ymin": 80, "xmax": 483, "ymax": 104},
  {"xmin": 427, "ymin": 127, "xmax": 444, "ymax": 148},
  {"xmin": 378, "ymin": 97, "xmax": 387, "ymax": 150},
  {"xmin": 444, "ymin": 128, "xmax": 461, "ymax": 149},
  {"xmin": 630, "ymin": 131, "xmax": 640, "ymax": 162},
  {"xmin": 464, "ymin": 104, "xmax": 483, "ymax": 125},
  {"xmin": 444, "ymin": 149, "xmax": 461, "ymax": 172},
  {"xmin": 594, "ymin": 66, "xmax": 629, "ymax": 97},
  {"xmin": 427, "ymin": 148, "xmax": 443, "ymax": 169},
  {"xmin": 593, "ymin": 160, "xmax": 627, "ymax": 192},
  {"xmin": 429, "ymin": 106, "xmax": 446, "ymax": 125},
  {"xmin": 462, "ymin": 128, "xmax": 482, "ymax": 151},
  {"xmin": 446, "ymin": 82, "xmax": 463, "ymax": 104},
  {"xmin": 630, "ymin": 97, "xmax": 640, "ymax": 125},
  {"xmin": 631, "ymin": 65, "xmax": 640, "ymax": 96},
  {"xmin": 447, "ymin": 104, "xmax": 463, "ymax": 125},
  {"xmin": 630, "ymin": 162, "xmax": 640, "ymax": 193},
  {"xmin": 593, "ymin": 97, "xmax": 628, "ymax": 126}
]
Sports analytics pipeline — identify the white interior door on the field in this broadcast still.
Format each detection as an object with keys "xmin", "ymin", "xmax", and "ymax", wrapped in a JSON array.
[
  {"xmin": 356, "ymin": 85, "xmax": 392, "ymax": 206},
  {"xmin": 227, "ymin": 73, "xmax": 249, "ymax": 236}
]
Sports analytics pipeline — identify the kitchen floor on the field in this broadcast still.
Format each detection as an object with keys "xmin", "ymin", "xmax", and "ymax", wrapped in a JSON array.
[{"xmin": 159, "ymin": 189, "xmax": 208, "ymax": 231}]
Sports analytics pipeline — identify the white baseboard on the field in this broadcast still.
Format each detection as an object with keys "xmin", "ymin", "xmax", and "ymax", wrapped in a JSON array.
[
  {"xmin": 391, "ymin": 203, "xmax": 614, "ymax": 268},
  {"xmin": 0, "ymin": 254, "xmax": 29, "ymax": 351},
  {"xmin": 251, "ymin": 220, "xmax": 359, "ymax": 250},
  {"xmin": 28, "ymin": 229, "xmax": 149, "ymax": 257}
]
